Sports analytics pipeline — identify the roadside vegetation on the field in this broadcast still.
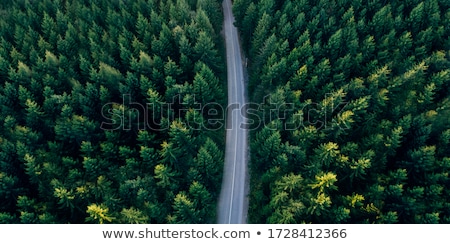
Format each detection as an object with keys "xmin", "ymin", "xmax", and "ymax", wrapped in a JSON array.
[
  {"xmin": 233, "ymin": 0, "xmax": 450, "ymax": 223},
  {"xmin": 0, "ymin": 0, "xmax": 225, "ymax": 224}
]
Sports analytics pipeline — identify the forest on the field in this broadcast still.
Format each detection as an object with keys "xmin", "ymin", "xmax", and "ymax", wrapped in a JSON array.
[
  {"xmin": 0, "ymin": 0, "xmax": 226, "ymax": 223},
  {"xmin": 233, "ymin": 0, "xmax": 450, "ymax": 223},
  {"xmin": 1, "ymin": 0, "xmax": 449, "ymax": 224}
]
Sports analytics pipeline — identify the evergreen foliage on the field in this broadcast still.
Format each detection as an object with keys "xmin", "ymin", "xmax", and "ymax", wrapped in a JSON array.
[
  {"xmin": 0, "ymin": 0, "xmax": 225, "ymax": 223},
  {"xmin": 233, "ymin": 0, "xmax": 450, "ymax": 223}
]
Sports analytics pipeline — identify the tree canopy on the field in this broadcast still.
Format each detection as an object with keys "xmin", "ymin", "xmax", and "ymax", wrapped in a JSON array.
[
  {"xmin": 233, "ymin": 0, "xmax": 450, "ymax": 223},
  {"xmin": 0, "ymin": 0, "xmax": 225, "ymax": 224}
]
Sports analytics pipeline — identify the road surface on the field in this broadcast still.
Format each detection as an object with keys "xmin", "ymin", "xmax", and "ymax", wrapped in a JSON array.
[{"xmin": 217, "ymin": 0, "xmax": 249, "ymax": 224}]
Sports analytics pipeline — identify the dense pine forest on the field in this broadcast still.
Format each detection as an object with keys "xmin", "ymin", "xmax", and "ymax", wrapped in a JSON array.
[
  {"xmin": 0, "ymin": 0, "xmax": 226, "ymax": 223},
  {"xmin": 1, "ymin": 0, "xmax": 449, "ymax": 224},
  {"xmin": 233, "ymin": 0, "xmax": 450, "ymax": 223}
]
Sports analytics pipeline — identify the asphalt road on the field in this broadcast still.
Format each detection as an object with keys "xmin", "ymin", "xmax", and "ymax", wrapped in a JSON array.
[{"xmin": 217, "ymin": 0, "xmax": 249, "ymax": 224}]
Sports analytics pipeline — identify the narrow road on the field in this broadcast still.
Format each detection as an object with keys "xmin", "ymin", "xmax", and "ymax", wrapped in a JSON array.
[{"xmin": 217, "ymin": 0, "xmax": 249, "ymax": 224}]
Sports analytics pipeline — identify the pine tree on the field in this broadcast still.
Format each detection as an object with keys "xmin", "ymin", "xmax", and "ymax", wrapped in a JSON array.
[
  {"xmin": 169, "ymin": 192, "xmax": 198, "ymax": 223},
  {"xmin": 85, "ymin": 203, "xmax": 114, "ymax": 224},
  {"xmin": 193, "ymin": 31, "xmax": 222, "ymax": 73},
  {"xmin": 251, "ymin": 122, "xmax": 282, "ymax": 172},
  {"xmin": 120, "ymin": 207, "xmax": 149, "ymax": 224},
  {"xmin": 251, "ymin": 13, "xmax": 272, "ymax": 57}
]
